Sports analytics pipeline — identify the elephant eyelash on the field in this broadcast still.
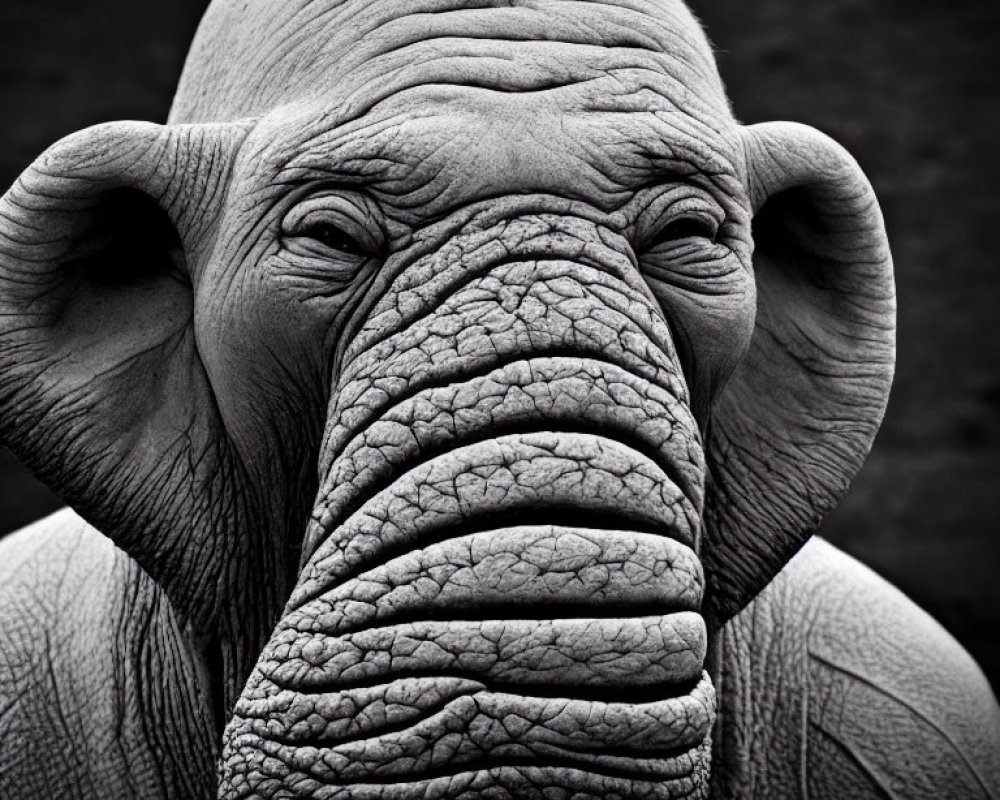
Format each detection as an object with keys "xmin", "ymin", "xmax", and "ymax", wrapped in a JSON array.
[
  {"xmin": 649, "ymin": 216, "xmax": 719, "ymax": 247},
  {"xmin": 630, "ymin": 185, "xmax": 727, "ymax": 253},
  {"xmin": 298, "ymin": 221, "xmax": 371, "ymax": 258},
  {"xmin": 282, "ymin": 190, "xmax": 387, "ymax": 260},
  {"xmin": 639, "ymin": 221, "xmax": 739, "ymax": 284}
]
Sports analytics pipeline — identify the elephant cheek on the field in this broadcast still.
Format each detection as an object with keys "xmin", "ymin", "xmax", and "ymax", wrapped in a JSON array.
[{"xmin": 220, "ymin": 209, "xmax": 715, "ymax": 799}]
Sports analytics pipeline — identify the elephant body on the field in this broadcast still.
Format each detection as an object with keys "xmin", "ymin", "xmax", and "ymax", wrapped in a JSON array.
[
  {"xmin": 0, "ymin": 0, "xmax": 997, "ymax": 797},
  {"xmin": 2, "ymin": 511, "xmax": 996, "ymax": 798}
]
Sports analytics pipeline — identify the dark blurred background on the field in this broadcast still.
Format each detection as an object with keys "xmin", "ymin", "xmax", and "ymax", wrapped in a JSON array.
[{"xmin": 1, "ymin": 1, "xmax": 998, "ymax": 687}]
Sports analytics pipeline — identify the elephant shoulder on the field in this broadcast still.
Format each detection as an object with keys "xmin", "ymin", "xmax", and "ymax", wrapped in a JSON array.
[
  {"xmin": 0, "ymin": 508, "xmax": 126, "ymax": 654},
  {"xmin": 0, "ymin": 508, "xmax": 123, "ymax": 669},
  {"xmin": 0, "ymin": 509, "xmax": 215, "ymax": 799},
  {"xmin": 0, "ymin": 510, "xmax": 124, "ymax": 793},
  {"xmin": 0, "ymin": 506, "xmax": 115, "ymax": 596},
  {"xmin": 715, "ymin": 536, "xmax": 1000, "ymax": 800}
]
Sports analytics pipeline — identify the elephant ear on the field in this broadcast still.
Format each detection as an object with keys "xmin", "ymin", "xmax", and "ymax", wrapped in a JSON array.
[
  {"xmin": 0, "ymin": 121, "xmax": 247, "ymax": 633},
  {"xmin": 702, "ymin": 122, "xmax": 896, "ymax": 628}
]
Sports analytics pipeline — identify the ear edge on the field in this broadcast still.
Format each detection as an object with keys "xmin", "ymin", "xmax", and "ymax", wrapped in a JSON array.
[
  {"xmin": 702, "ymin": 122, "xmax": 896, "ymax": 628},
  {"xmin": 0, "ymin": 120, "xmax": 250, "ymax": 633}
]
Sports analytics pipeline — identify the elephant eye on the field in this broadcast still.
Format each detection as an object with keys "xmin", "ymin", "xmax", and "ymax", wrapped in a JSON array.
[
  {"xmin": 300, "ymin": 221, "xmax": 369, "ymax": 257},
  {"xmin": 650, "ymin": 216, "xmax": 718, "ymax": 248},
  {"xmin": 282, "ymin": 191, "xmax": 385, "ymax": 263}
]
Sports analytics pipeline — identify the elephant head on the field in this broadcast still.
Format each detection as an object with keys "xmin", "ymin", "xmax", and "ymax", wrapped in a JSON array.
[{"xmin": 0, "ymin": 0, "xmax": 894, "ymax": 796}]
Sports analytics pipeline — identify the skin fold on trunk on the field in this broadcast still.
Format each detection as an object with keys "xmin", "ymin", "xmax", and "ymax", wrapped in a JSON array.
[{"xmin": 220, "ymin": 203, "xmax": 716, "ymax": 799}]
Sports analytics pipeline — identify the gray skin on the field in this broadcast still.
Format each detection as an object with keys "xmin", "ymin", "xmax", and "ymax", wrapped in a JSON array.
[{"xmin": 0, "ymin": 1, "xmax": 997, "ymax": 798}]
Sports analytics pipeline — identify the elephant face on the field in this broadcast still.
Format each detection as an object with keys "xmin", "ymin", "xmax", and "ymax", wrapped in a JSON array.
[{"xmin": 0, "ymin": 1, "xmax": 895, "ymax": 797}]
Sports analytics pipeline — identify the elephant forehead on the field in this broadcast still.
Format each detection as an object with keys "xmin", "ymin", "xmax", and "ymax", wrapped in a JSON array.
[
  {"xmin": 245, "ymin": 80, "xmax": 740, "ymax": 217},
  {"xmin": 170, "ymin": 0, "xmax": 729, "ymax": 126}
]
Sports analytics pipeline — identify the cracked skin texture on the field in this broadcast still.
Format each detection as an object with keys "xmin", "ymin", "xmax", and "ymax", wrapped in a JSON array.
[{"xmin": 0, "ymin": 0, "xmax": 997, "ymax": 798}]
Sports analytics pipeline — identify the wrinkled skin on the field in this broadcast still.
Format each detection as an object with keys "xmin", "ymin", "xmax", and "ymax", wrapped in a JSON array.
[{"xmin": 0, "ymin": 1, "xmax": 998, "ymax": 798}]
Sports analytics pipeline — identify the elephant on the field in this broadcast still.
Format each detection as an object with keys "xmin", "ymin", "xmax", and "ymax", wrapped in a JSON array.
[{"xmin": 0, "ymin": 0, "xmax": 997, "ymax": 797}]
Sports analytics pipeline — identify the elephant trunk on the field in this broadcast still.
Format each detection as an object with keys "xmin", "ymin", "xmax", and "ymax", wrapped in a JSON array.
[{"xmin": 220, "ymin": 200, "xmax": 715, "ymax": 799}]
